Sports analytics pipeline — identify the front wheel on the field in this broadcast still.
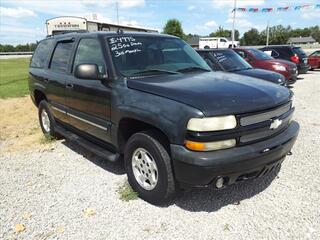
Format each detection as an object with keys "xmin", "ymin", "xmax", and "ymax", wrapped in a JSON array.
[{"xmin": 124, "ymin": 131, "xmax": 175, "ymax": 204}]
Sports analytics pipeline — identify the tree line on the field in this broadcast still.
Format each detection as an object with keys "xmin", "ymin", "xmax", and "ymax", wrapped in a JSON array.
[
  {"xmin": 0, "ymin": 20, "xmax": 319, "ymax": 52},
  {"xmin": 163, "ymin": 19, "xmax": 320, "ymax": 46},
  {"xmin": 0, "ymin": 43, "xmax": 37, "ymax": 52}
]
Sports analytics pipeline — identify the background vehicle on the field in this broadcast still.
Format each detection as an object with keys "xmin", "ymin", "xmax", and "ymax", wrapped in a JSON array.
[
  {"xmin": 234, "ymin": 48, "xmax": 297, "ymax": 85},
  {"xmin": 260, "ymin": 45, "xmax": 309, "ymax": 74},
  {"xmin": 29, "ymin": 32, "xmax": 298, "ymax": 204},
  {"xmin": 308, "ymin": 50, "xmax": 320, "ymax": 70},
  {"xmin": 197, "ymin": 49, "xmax": 286, "ymax": 86},
  {"xmin": 199, "ymin": 37, "xmax": 239, "ymax": 49}
]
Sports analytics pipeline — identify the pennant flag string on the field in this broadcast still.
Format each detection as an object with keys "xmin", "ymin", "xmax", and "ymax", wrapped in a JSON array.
[{"xmin": 233, "ymin": 4, "xmax": 319, "ymax": 13}]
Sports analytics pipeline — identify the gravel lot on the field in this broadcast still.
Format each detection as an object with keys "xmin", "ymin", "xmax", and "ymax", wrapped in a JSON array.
[{"xmin": 1, "ymin": 71, "xmax": 320, "ymax": 240}]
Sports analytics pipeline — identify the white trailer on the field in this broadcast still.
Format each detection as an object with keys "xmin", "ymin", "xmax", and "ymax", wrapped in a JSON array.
[
  {"xmin": 46, "ymin": 16, "xmax": 158, "ymax": 36},
  {"xmin": 199, "ymin": 37, "xmax": 239, "ymax": 49}
]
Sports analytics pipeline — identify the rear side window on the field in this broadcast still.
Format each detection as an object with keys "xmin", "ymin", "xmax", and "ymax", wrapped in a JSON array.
[
  {"xmin": 30, "ymin": 39, "xmax": 54, "ymax": 68},
  {"xmin": 50, "ymin": 42, "xmax": 74, "ymax": 72}
]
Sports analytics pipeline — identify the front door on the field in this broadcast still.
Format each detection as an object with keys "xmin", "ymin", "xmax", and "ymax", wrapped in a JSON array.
[{"xmin": 65, "ymin": 38, "xmax": 112, "ymax": 143}]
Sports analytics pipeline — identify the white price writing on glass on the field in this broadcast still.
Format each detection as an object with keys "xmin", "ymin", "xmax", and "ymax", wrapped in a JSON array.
[
  {"xmin": 111, "ymin": 41, "xmax": 142, "ymax": 51},
  {"xmin": 114, "ymin": 49, "xmax": 142, "ymax": 58}
]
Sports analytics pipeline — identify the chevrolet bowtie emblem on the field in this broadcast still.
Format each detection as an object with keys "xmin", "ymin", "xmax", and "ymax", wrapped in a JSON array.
[{"xmin": 270, "ymin": 119, "xmax": 282, "ymax": 130}]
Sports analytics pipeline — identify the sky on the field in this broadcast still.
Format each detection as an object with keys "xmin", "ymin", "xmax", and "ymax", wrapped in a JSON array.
[{"xmin": 0, "ymin": 0, "xmax": 319, "ymax": 45}]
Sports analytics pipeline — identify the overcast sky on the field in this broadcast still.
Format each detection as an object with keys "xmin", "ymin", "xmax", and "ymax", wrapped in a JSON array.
[{"xmin": 1, "ymin": 0, "xmax": 319, "ymax": 45}]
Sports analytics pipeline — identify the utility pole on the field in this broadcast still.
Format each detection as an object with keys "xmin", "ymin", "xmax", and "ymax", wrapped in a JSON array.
[
  {"xmin": 266, "ymin": 21, "xmax": 270, "ymax": 46},
  {"xmin": 232, "ymin": 0, "xmax": 237, "ymax": 48},
  {"xmin": 116, "ymin": 1, "xmax": 119, "ymax": 24}
]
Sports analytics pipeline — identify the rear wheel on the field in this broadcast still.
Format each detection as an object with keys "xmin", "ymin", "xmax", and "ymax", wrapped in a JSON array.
[
  {"xmin": 38, "ymin": 100, "xmax": 60, "ymax": 138},
  {"xmin": 124, "ymin": 131, "xmax": 175, "ymax": 204}
]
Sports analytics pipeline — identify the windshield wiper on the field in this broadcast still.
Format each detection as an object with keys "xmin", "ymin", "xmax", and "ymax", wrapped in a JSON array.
[
  {"xmin": 132, "ymin": 69, "xmax": 178, "ymax": 76},
  {"xmin": 177, "ymin": 66, "xmax": 210, "ymax": 73}
]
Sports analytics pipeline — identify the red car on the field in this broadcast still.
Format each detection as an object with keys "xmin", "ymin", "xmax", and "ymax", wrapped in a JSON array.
[
  {"xmin": 308, "ymin": 50, "xmax": 320, "ymax": 70},
  {"xmin": 234, "ymin": 48, "xmax": 298, "ymax": 85}
]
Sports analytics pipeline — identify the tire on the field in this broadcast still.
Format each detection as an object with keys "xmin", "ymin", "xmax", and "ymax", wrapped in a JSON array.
[
  {"xmin": 38, "ymin": 100, "xmax": 60, "ymax": 138},
  {"xmin": 124, "ymin": 131, "xmax": 175, "ymax": 204}
]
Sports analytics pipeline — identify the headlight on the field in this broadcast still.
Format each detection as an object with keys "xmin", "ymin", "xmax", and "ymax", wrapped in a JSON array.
[
  {"xmin": 187, "ymin": 115, "xmax": 237, "ymax": 132},
  {"xmin": 273, "ymin": 65, "xmax": 286, "ymax": 71},
  {"xmin": 185, "ymin": 139, "xmax": 236, "ymax": 151}
]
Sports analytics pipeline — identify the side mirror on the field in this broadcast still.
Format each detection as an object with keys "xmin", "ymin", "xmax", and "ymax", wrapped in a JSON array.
[{"xmin": 74, "ymin": 64, "xmax": 106, "ymax": 80}]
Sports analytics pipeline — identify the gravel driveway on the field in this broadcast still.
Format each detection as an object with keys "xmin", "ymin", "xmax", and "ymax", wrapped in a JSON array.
[{"xmin": 1, "ymin": 71, "xmax": 320, "ymax": 240}]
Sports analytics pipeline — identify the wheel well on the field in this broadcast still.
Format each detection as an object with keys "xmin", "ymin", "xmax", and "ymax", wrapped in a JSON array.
[
  {"xmin": 34, "ymin": 90, "xmax": 47, "ymax": 107},
  {"xmin": 118, "ymin": 118, "xmax": 170, "ymax": 154}
]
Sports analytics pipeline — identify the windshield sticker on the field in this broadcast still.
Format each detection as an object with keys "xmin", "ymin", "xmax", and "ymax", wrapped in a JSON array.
[{"xmin": 109, "ymin": 37, "xmax": 143, "ymax": 57}]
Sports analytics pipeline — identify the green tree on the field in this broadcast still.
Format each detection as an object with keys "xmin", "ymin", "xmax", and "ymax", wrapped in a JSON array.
[
  {"xmin": 209, "ymin": 26, "xmax": 239, "ymax": 40},
  {"xmin": 163, "ymin": 19, "xmax": 185, "ymax": 39},
  {"xmin": 241, "ymin": 28, "xmax": 261, "ymax": 45}
]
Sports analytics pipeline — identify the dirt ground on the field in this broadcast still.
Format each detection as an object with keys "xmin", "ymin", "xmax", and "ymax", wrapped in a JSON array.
[{"xmin": 0, "ymin": 97, "xmax": 56, "ymax": 156}]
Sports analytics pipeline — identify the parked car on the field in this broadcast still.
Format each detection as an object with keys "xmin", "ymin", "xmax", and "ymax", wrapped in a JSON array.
[
  {"xmin": 199, "ymin": 37, "xmax": 239, "ymax": 49},
  {"xmin": 234, "ymin": 48, "xmax": 297, "ymax": 85},
  {"xmin": 260, "ymin": 45, "xmax": 309, "ymax": 74},
  {"xmin": 308, "ymin": 50, "xmax": 320, "ymax": 70},
  {"xmin": 197, "ymin": 49, "xmax": 287, "ymax": 86},
  {"xmin": 29, "ymin": 32, "xmax": 299, "ymax": 204}
]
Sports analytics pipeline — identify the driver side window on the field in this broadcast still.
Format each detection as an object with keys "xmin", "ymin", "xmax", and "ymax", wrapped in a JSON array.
[{"xmin": 73, "ymin": 38, "xmax": 105, "ymax": 75}]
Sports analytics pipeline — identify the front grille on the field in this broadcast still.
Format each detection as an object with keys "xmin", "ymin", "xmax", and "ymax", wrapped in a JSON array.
[
  {"xmin": 240, "ymin": 102, "xmax": 291, "ymax": 126},
  {"xmin": 238, "ymin": 102, "xmax": 293, "ymax": 144}
]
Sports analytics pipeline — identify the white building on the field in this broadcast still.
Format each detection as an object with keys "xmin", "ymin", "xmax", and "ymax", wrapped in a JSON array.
[{"xmin": 46, "ymin": 16, "xmax": 158, "ymax": 36}]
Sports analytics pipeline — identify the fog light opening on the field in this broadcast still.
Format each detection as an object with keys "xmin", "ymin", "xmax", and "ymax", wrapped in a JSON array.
[{"xmin": 216, "ymin": 177, "xmax": 224, "ymax": 189}]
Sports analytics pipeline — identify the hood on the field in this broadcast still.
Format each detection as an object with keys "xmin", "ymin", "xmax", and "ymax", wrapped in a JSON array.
[
  {"xmin": 235, "ymin": 68, "xmax": 285, "ymax": 84},
  {"xmin": 127, "ymin": 72, "xmax": 291, "ymax": 116},
  {"xmin": 268, "ymin": 59, "xmax": 297, "ymax": 68}
]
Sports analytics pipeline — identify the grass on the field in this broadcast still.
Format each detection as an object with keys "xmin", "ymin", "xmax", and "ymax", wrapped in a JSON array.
[
  {"xmin": 117, "ymin": 181, "xmax": 139, "ymax": 202},
  {"xmin": 0, "ymin": 58, "xmax": 30, "ymax": 98},
  {"xmin": 40, "ymin": 134, "xmax": 56, "ymax": 144}
]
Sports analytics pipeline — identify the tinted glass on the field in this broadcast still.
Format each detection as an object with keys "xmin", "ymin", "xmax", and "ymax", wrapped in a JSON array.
[
  {"xmin": 311, "ymin": 51, "xmax": 320, "ymax": 56},
  {"xmin": 235, "ymin": 50, "xmax": 247, "ymax": 58},
  {"xmin": 293, "ymin": 47, "xmax": 307, "ymax": 57},
  {"xmin": 74, "ymin": 38, "xmax": 105, "ymax": 74},
  {"xmin": 247, "ymin": 49, "xmax": 273, "ymax": 60},
  {"xmin": 50, "ymin": 42, "xmax": 74, "ymax": 72},
  {"xmin": 209, "ymin": 50, "xmax": 252, "ymax": 72},
  {"xmin": 107, "ymin": 36, "xmax": 210, "ymax": 77},
  {"xmin": 30, "ymin": 39, "xmax": 54, "ymax": 68}
]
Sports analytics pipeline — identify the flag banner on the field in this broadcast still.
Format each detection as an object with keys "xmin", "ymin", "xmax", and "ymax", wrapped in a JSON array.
[{"xmin": 234, "ymin": 4, "xmax": 320, "ymax": 13}]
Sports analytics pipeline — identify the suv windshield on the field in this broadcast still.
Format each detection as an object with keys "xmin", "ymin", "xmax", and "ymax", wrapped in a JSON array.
[
  {"xmin": 107, "ymin": 36, "xmax": 210, "ymax": 77},
  {"xmin": 247, "ymin": 49, "xmax": 273, "ymax": 60},
  {"xmin": 209, "ymin": 50, "xmax": 252, "ymax": 72}
]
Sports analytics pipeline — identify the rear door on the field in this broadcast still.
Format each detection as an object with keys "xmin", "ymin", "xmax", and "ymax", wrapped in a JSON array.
[
  {"xmin": 46, "ymin": 38, "xmax": 75, "ymax": 123},
  {"xmin": 65, "ymin": 37, "xmax": 112, "ymax": 143}
]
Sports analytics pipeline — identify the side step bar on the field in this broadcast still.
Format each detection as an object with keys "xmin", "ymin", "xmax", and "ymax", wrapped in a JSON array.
[{"xmin": 55, "ymin": 125, "xmax": 119, "ymax": 162}]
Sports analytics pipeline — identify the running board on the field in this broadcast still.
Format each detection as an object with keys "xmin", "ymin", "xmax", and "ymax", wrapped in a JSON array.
[{"xmin": 55, "ymin": 125, "xmax": 119, "ymax": 162}]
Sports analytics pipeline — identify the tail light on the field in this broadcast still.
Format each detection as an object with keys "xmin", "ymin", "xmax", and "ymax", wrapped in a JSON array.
[{"xmin": 291, "ymin": 54, "xmax": 299, "ymax": 64}]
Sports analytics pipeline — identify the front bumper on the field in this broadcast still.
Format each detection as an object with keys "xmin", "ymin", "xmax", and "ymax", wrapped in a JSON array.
[{"xmin": 171, "ymin": 121, "xmax": 299, "ymax": 187}]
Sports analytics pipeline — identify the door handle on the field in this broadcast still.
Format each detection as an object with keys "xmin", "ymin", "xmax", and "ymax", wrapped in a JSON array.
[{"xmin": 66, "ymin": 83, "xmax": 74, "ymax": 89}]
